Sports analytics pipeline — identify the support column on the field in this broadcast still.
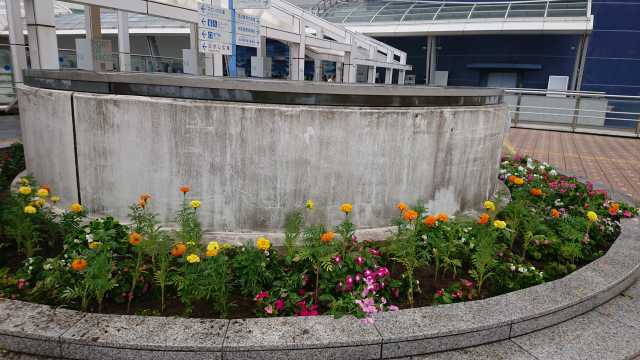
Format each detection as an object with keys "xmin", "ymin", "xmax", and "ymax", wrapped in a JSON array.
[
  {"xmin": 85, "ymin": 6, "xmax": 101, "ymax": 41},
  {"xmin": 343, "ymin": 50, "xmax": 357, "ymax": 83},
  {"xmin": 425, "ymin": 36, "xmax": 437, "ymax": 85},
  {"xmin": 288, "ymin": 19, "xmax": 306, "ymax": 81},
  {"xmin": 313, "ymin": 59, "xmax": 322, "ymax": 81},
  {"xmin": 367, "ymin": 46, "xmax": 376, "ymax": 83},
  {"xmin": 6, "ymin": 0, "xmax": 27, "ymax": 84},
  {"xmin": 398, "ymin": 53, "xmax": 406, "ymax": 85},
  {"xmin": 117, "ymin": 11, "xmax": 131, "ymax": 72},
  {"xmin": 335, "ymin": 61, "xmax": 343, "ymax": 83},
  {"xmin": 214, "ymin": 54, "xmax": 223, "ymax": 76},
  {"xmin": 384, "ymin": 50, "xmax": 393, "ymax": 84},
  {"xmin": 571, "ymin": 34, "xmax": 590, "ymax": 91},
  {"xmin": 24, "ymin": 0, "xmax": 59, "ymax": 69}
]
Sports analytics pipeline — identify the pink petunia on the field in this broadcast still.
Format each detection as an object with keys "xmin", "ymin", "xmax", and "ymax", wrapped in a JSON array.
[
  {"xmin": 264, "ymin": 305, "xmax": 273, "ymax": 314},
  {"xmin": 274, "ymin": 299, "xmax": 285, "ymax": 311}
]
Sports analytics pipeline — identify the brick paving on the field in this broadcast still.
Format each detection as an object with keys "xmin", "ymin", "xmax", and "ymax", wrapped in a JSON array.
[{"xmin": 507, "ymin": 128, "xmax": 640, "ymax": 201}]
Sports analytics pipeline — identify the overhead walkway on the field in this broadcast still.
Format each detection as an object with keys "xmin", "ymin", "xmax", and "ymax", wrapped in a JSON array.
[{"xmin": 313, "ymin": 0, "xmax": 593, "ymax": 36}]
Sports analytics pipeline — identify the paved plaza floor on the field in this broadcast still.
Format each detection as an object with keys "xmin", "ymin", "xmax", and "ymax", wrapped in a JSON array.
[{"xmin": 507, "ymin": 128, "xmax": 640, "ymax": 202}]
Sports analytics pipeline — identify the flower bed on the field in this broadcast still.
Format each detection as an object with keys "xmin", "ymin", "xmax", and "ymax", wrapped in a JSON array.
[{"xmin": 0, "ymin": 156, "xmax": 637, "ymax": 323}]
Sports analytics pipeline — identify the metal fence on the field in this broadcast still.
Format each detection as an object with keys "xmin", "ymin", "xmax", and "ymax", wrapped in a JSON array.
[
  {"xmin": 506, "ymin": 88, "xmax": 640, "ymax": 138},
  {"xmin": 58, "ymin": 48, "xmax": 184, "ymax": 73}
]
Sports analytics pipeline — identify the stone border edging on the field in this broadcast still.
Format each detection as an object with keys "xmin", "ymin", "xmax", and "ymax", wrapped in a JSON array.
[{"xmin": 1, "ymin": 216, "xmax": 638, "ymax": 360}]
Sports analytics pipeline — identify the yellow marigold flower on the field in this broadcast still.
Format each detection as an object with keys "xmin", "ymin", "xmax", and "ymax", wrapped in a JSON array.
[
  {"xmin": 18, "ymin": 186, "xmax": 32, "ymax": 195},
  {"xmin": 19, "ymin": 177, "xmax": 30, "ymax": 186},
  {"xmin": 190, "ymin": 200, "xmax": 201, "ymax": 209},
  {"xmin": 206, "ymin": 248, "xmax": 219, "ymax": 257},
  {"xmin": 24, "ymin": 205, "xmax": 37, "ymax": 215},
  {"xmin": 340, "ymin": 203, "xmax": 353, "ymax": 214},
  {"xmin": 493, "ymin": 220, "xmax": 507, "ymax": 229},
  {"xmin": 514, "ymin": 177, "xmax": 525, "ymax": 186},
  {"xmin": 37, "ymin": 188, "xmax": 49, "ymax": 198},
  {"xmin": 256, "ymin": 236, "xmax": 271, "ymax": 251},
  {"xmin": 186, "ymin": 254, "xmax": 201, "ymax": 263},
  {"xmin": 587, "ymin": 211, "xmax": 598, "ymax": 222},
  {"xmin": 89, "ymin": 241, "xmax": 101, "ymax": 249},
  {"xmin": 34, "ymin": 198, "xmax": 46, "ymax": 208},
  {"xmin": 51, "ymin": 196, "xmax": 61, "ymax": 204},
  {"xmin": 69, "ymin": 203, "xmax": 83, "ymax": 213},
  {"xmin": 483, "ymin": 200, "xmax": 496, "ymax": 212},
  {"xmin": 207, "ymin": 241, "xmax": 220, "ymax": 252},
  {"xmin": 306, "ymin": 199, "xmax": 314, "ymax": 210}
]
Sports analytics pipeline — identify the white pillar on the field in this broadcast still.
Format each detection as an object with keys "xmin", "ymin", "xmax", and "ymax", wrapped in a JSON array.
[
  {"xmin": 24, "ymin": 0, "xmax": 59, "ymax": 69},
  {"xmin": 259, "ymin": 35, "xmax": 267, "ymax": 57},
  {"xmin": 384, "ymin": 51, "xmax": 393, "ymax": 84},
  {"xmin": 398, "ymin": 53, "xmax": 406, "ymax": 85},
  {"xmin": 335, "ymin": 62, "xmax": 343, "ymax": 83},
  {"xmin": 342, "ymin": 50, "xmax": 357, "ymax": 83},
  {"xmin": 313, "ymin": 59, "xmax": 322, "ymax": 81},
  {"xmin": 367, "ymin": 66, "xmax": 376, "ymax": 84},
  {"xmin": 214, "ymin": 54, "xmax": 223, "ymax": 76},
  {"xmin": 289, "ymin": 19, "xmax": 305, "ymax": 81},
  {"xmin": 117, "ymin": 11, "xmax": 131, "ymax": 72},
  {"xmin": 205, "ymin": 54, "xmax": 214, "ymax": 76},
  {"xmin": 6, "ymin": 0, "xmax": 27, "ymax": 84},
  {"xmin": 367, "ymin": 46, "xmax": 376, "ymax": 83}
]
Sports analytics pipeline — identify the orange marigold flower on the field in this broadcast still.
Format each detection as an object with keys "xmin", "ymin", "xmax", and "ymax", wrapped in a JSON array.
[
  {"xmin": 551, "ymin": 208, "xmax": 561, "ymax": 218},
  {"xmin": 424, "ymin": 215, "xmax": 437, "ymax": 227},
  {"xmin": 180, "ymin": 186, "xmax": 190, "ymax": 194},
  {"xmin": 397, "ymin": 202, "xmax": 409, "ymax": 213},
  {"xmin": 403, "ymin": 210, "xmax": 418, "ymax": 221},
  {"xmin": 478, "ymin": 213, "xmax": 490, "ymax": 225},
  {"xmin": 437, "ymin": 213, "xmax": 448, "ymax": 223},
  {"xmin": 508, "ymin": 175, "xmax": 517, "ymax": 184},
  {"xmin": 71, "ymin": 259, "xmax": 88, "ymax": 272},
  {"xmin": 171, "ymin": 243, "xmax": 187, "ymax": 257},
  {"xmin": 129, "ymin": 232, "xmax": 142, "ymax": 246},
  {"xmin": 530, "ymin": 188, "xmax": 543, "ymax": 197},
  {"xmin": 609, "ymin": 203, "xmax": 620, "ymax": 216},
  {"xmin": 320, "ymin": 231, "xmax": 335, "ymax": 244},
  {"xmin": 138, "ymin": 199, "xmax": 147, "ymax": 208}
]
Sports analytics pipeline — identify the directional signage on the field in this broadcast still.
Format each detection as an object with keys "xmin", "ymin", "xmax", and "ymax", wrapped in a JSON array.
[
  {"xmin": 234, "ymin": 0, "xmax": 270, "ymax": 9},
  {"xmin": 236, "ymin": 14, "xmax": 261, "ymax": 48},
  {"xmin": 198, "ymin": 3, "xmax": 261, "ymax": 55},
  {"xmin": 198, "ymin": 4, "xmax": 232, "ymax": 55}
]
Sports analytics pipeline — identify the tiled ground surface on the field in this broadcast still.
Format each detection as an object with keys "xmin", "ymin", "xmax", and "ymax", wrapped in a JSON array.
[{"xmin": 507, "ymin": 128, "xmax": 640, "ymax": 201}]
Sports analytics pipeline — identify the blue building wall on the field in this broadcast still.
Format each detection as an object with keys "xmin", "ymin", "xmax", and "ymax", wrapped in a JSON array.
[
  {"xmin": 582, "ymin": 0, "xmax": 640, "ymax": 95},
  {"xmin": 435, "ymin": 34, "xmax": 579, "ymax": 88},
  {"xmin": 378, "ymin": 1, "xmax": 640, "ymax": 96}
]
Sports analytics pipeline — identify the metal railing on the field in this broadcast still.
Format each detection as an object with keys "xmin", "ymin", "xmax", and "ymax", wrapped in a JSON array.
[
  {"xmin": 58, "ymin": 49, "xmax": 184, "ymax": 74},
  {"xmin": 506, "ymin": 88, "xmax": 640, "ymax": 138}
]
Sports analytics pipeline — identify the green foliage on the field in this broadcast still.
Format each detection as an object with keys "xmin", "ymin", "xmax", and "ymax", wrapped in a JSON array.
[
  {"xmin": 283, "ymin": 211, "xmax": 304, "ymax": 261},
  {"xmin": 232, "ymin": 245, "xmax": 274, "ymax": 297},
  {"xmin": 469, "ymin": 228, "xmax": 499, "ymax": 296}
]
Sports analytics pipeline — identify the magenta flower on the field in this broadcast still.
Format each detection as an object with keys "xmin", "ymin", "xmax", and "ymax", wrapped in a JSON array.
[
  {"xmin": 274, "ymin": 299, "xmax": 285, "ymax": 311},
  {"xmin": 334, "ymin": 255, "xmax": 342, "ymax": 264},
  {"xmin": 388, "ymin": 305, "xmax": 399, "ymax": 311},
  {"xmin": 460, "ymin": 279, "xmax": 473, "ymax": 288},
  {"xmin": 368, "ymin": 248, "xmax": 381, "ymax": 256},
  {"xmin": 254, "ymin": 291, "xmax": 269, "ymax": 301},
  {"xmin": 345, "ymin": 275, "xmax": 354, "ymax": 291},
  {"xmin": 624, "ymin": 210, "xmax": 633, "ymax": 218},
  {"xmin": 355, "ymin": 256, "xmax": 365, "ymax": 266},
  {"xmin": 363, "ymin": 269, "xmax": 374, "ymax": 278},
  {"xmin": 355, "ymin": 273, "xmax": 362, "ymax": 283}
]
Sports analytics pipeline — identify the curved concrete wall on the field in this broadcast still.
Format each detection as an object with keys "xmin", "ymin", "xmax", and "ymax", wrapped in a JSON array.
[{"xmin": 18, "ymin": 85, "xmax": 508, "ymax": 232}]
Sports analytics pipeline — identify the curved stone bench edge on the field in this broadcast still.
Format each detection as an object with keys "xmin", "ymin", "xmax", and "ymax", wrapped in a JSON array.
[{"xmin": 0, "ymin": 218, "xmax": 637, "ymax": 359}]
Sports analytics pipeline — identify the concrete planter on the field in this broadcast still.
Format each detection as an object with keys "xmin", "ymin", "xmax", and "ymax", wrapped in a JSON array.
[{"xmin": 1, "ymin": 216, "xmax": 638, "ymax": 360}]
